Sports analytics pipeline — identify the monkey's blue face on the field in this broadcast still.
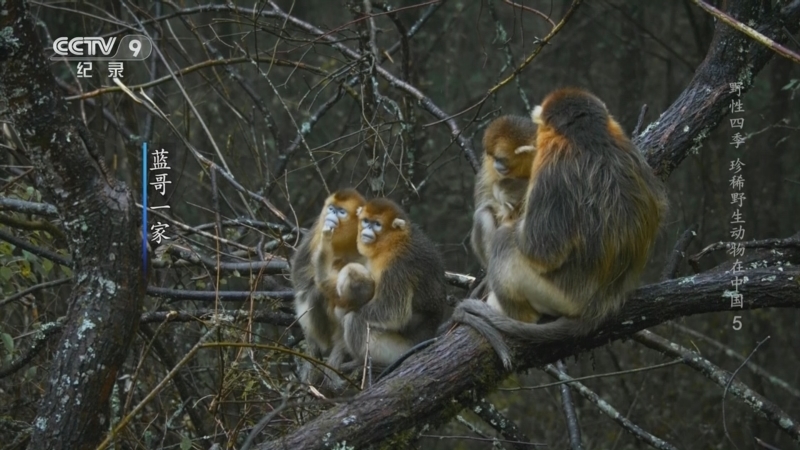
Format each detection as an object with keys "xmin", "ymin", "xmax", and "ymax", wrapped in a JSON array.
[
  {"xmin": 493, "ymin": 158, "xmax": 509, "ymax": 176},
  {"xmin": 323, "ymin": 205, "xmax": 348, "ymax": 232},
  {"xmin": 360, "ymin": 218, "xmax": 382, "ymax": 244}
]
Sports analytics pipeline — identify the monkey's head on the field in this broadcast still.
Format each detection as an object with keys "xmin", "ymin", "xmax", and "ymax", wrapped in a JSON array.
[
  {"xmin": 532, "ymin": 88, "xmax": 611, "ymax": 139},
  {"xmin": 482, "ymin": 115, "xmax": 537, "ymax": 180},
  {"xmin": 319, "ymin": 188, "xmax": 365, "ymax": 252},
  {"xmin": 356, "ymin": 198, "xmax": 410, "ymax": 261}
]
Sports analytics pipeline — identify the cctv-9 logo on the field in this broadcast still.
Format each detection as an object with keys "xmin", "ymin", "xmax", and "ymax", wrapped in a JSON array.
[{"xmin": 51, "ymin": 35, "xmax": 153, "ymax": 61}]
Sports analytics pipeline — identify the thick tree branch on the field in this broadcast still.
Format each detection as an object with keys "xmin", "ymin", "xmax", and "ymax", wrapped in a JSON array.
[{"xmin": 262, "ymin": 266, "xmax": 800, "ymax": 449}]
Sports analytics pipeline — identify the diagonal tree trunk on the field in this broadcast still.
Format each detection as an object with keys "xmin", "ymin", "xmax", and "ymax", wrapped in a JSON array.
[{"xmin": 0, "ymin": 1, "xmax": 146, "ymax": 449}]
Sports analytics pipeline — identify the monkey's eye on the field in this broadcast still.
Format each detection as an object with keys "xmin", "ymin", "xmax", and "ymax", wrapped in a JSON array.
[
  {"xmin": 361, "ymin": 218, "xmax": 369, "ymax": 228},
  {"xmin": 373, "ymin": 222, "xmax": 382, "ymax": 232},
  {"xmin": 327, "ymin": 205, "xmax": 336, "ymax": 213},
  {"xmin": 336, "ymin": 208, "xmax": 347, "ymax": 218}
]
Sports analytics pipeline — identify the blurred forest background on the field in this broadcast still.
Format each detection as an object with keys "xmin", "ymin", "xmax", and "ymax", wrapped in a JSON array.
[{"xmin": 1, "ymin": 0, "xmax": 799, "ymax": 449}]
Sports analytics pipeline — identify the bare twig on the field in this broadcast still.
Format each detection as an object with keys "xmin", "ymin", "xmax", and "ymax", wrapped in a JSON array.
[
  {"xmin": 722, "ymin": 336, "xmax": 771, "ymax": 450},
  {"xmin": 502, "ymin": 0, "xmax": 556, "ymax": 27},
  {"xmin": 472, "ymin": 398, "xmax": 533, "ymax": 450},
  {"xmin": 0, "ymin": 320, "xmax": 63, "ymax": 378},
  {"xmin": 632, "ymin": 104, "xmax": 648, "ymax": 136},
  {"xmin": 689, "ymin": 235, "xmax": 800, "ymax": 265},
  {"xmin": 487, "ymin": 0, "xmax": 583, "ymax": 95},
  {"xmin": 96, "ymin": 324, "xmax": 223, "ymax": 450},
  {"xmin": 556, "ymin": 361, "xmax": 584, "ymax": 450},
  {"xmin": 543, "ymin": 364, "xmax": 677, "ymax": 450},
  {"xmin": 0, "ymin": 277, "xmax": 71, "ymax": 307},
  {"xmin": 669, "ymin": 323, "xmax": 800, "ymax": 399},
  {"xmin": 691, "ymin": 0, "xmax": 800, "ymax": 64},
  {"xmin": 634, "ymin": 330, "xmax": 800, "ymax": 443},
  {"xmin": 661, "ymin": 224, "xmax": 699, "ymax": 281}
]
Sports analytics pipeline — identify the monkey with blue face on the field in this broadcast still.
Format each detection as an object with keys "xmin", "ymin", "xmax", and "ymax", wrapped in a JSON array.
[
  {"xmin": 290, "ymin": 188, "xmax": 368, "ymax": 384},
  {"xmin": 335, "ymin": 198, "xmax": 448, "ymax": 368}
]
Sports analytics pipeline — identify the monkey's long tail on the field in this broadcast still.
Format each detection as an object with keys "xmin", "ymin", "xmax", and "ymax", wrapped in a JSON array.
[
  {"xmin": 453, "ymin": 299, "xmax": 583, "ymax": 370},
  {"xmin": 450, "ymin": 299, "xmax": 514, "ymax": 370}
]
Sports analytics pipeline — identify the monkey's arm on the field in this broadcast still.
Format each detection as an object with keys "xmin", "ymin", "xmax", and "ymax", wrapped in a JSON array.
[
  {"xmin": 312, "ymin": 233, "xmax": 338, "ymax": 298},
  {"xmin": 356, "ymin": 268, "xmax": 413, "ymax": 331},
  {"xmin": 516, "ymin": 169, "xmax": 579, "ymax": 271},
  {"xmin": 470, "ymin": 204, "xmax": 497, "ymax": 267},
  {"xmin": 335, "ymin": 263, "xmax": 375, "ymax": 311}
]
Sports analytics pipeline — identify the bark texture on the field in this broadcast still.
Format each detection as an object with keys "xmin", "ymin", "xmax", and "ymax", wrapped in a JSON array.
[{"xmin": 0, "ymin": 2, "xmax": 146, "ymax": 449}]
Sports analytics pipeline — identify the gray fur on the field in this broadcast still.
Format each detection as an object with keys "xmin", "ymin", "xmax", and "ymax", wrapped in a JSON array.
[
  {"xmin": 343, "ymin": 224, "xmax": 447, "ymax": 366},
  {"xmin": 290, "ymin": 230, "xmax": 339, "ymax": 384}
]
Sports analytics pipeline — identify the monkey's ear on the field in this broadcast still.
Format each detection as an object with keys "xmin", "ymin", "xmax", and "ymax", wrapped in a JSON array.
[
  {"xmin": 532, "ymin": 105, "xmax": 543, "ymax": 125},
  {"xmin": 356, "ymin": 206, "xmax": 363, "ymax": 216},
  {"xmin": 514, "ymin": 145, "xmax": 535, "ymax": 154},
  {"xmin": 392, "ymin": 218, "xmax": 407, "ymax": 230}
]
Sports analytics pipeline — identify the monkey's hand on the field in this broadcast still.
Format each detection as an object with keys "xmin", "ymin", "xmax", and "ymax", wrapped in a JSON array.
[{"xmin": 321, "ymin": 224, "xmax": 335, "ymax": 240}]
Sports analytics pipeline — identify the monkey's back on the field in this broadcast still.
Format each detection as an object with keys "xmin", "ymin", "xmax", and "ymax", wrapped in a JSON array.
[
  {"xmin": 290, "ymin": 228, "xmax": 338, "ymax": 352},
  {"xmin": 389, "ymin": 225, "xmax": 447, "ymax": 341},
  {"xmin": 524, "ymin": 124, "xmax": 666, "ymax": 325}
]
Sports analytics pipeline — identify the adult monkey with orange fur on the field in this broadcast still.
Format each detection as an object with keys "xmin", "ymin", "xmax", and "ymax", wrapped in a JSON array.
[
  {"xmin": 339, "ymin": 198, "xmax": 447, "ymax": 367},
  {"xmin": 290, "ymin": 188, "xmax": 366, "ymax": 383},
  {"xmin": 471, "ymin": 115, "xmax": 537, "ymax": 267},
  {"xmin": 453, "ymin": 88, "xmax": 668, "ymax": 369}
]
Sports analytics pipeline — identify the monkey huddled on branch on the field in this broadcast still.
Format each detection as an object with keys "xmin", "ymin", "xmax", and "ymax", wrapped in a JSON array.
[
  {"xmin": 454, "ymin": 87, "xmax": 668, "ymax": 369},
  {"xmin": 291, "ymin": 191, "xmax": 447, "ymax": 387}
]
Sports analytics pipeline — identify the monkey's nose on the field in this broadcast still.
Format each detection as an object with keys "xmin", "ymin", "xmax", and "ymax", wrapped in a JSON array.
[
  {"xmin": 361, "ymin": 229, "xmax": 375, "ymax": 244},
  {"xmin": 323, "ymin": 213, "xmax": 339, "ymax": 230},
  {"xmin": 493, "ymin": 161, "xmax": 509, "ymax": 175}
]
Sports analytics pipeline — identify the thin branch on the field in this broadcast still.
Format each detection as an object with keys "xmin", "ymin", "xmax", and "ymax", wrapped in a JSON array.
[
  {"xmin": 472, "ymin": 398, "xmax": 533, "ymax": 450},
  {"xmin": 0, "ymin": 228, "xmax": 70, "ymax": 266},
  {"xmin": 0, "ymin": 213, "xmax": 66, "ymax": 241},
  {"xmin": 722, "ymin": 336, "xmax": 770, "ymax": 450},
  {"xmin": 634, "ymin": 330, "xmax": 800, "ymax": 443},
  {"xmin": 487, "ymin": 0, "xmax": 583, "ymax": 95},
  {"xmin": 63, "ymin": 57, "xmax": 328, "ymax": 101},
  {"xmin": 689, "ymin": 235, "xmax": 800, "ymax": 264},
  {"xmin": 691, "ymin": 0, "xmax": 800, "ymax": 64},
  {"xmin": 543, "ymin": 365, "xmax": 676, "ymax": 450},
  {"xmin": 146, "ymin": 288, "xmax": 293, "ymax": 303},
  {"xmin": 669, "ymin": 323, "xmax": 800, "ymax": 399},
  {"xmin": 0, "ymin": 320, "xmax": 63, "ymax": 378},
  {"xmin": 96, "ymin": 324, "xmax": 222, "ymax": 450},
  {"xmin": 0, "ymin": 277, "xmax": 71, "ymax": 307},
  {"xmin": 0, "ymin": 197, "xmax": 58, "ymax": 216},
  {"xmin": 502, "ymin": 0, "xmax": 556, "ymax": 27},
  {"xmin": 660, "ymin": 224, "xmax": 699, "ymax": 281},
  {"xmin": 555, "ymin": 361, "xmax": 584, "ymax": 450},
  {"xmin": 632, "ymin": 104, "xmax": 648, "ymax": 136}
]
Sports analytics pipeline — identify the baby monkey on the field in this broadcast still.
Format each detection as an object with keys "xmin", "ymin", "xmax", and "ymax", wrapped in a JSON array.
[
  {"xmin": 454, "ymin": 88, "xmax": 668, "ymax": 369},
  {"xmin": 471, "ymin": 115, "xmax": 537, "ymax": 267}
]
